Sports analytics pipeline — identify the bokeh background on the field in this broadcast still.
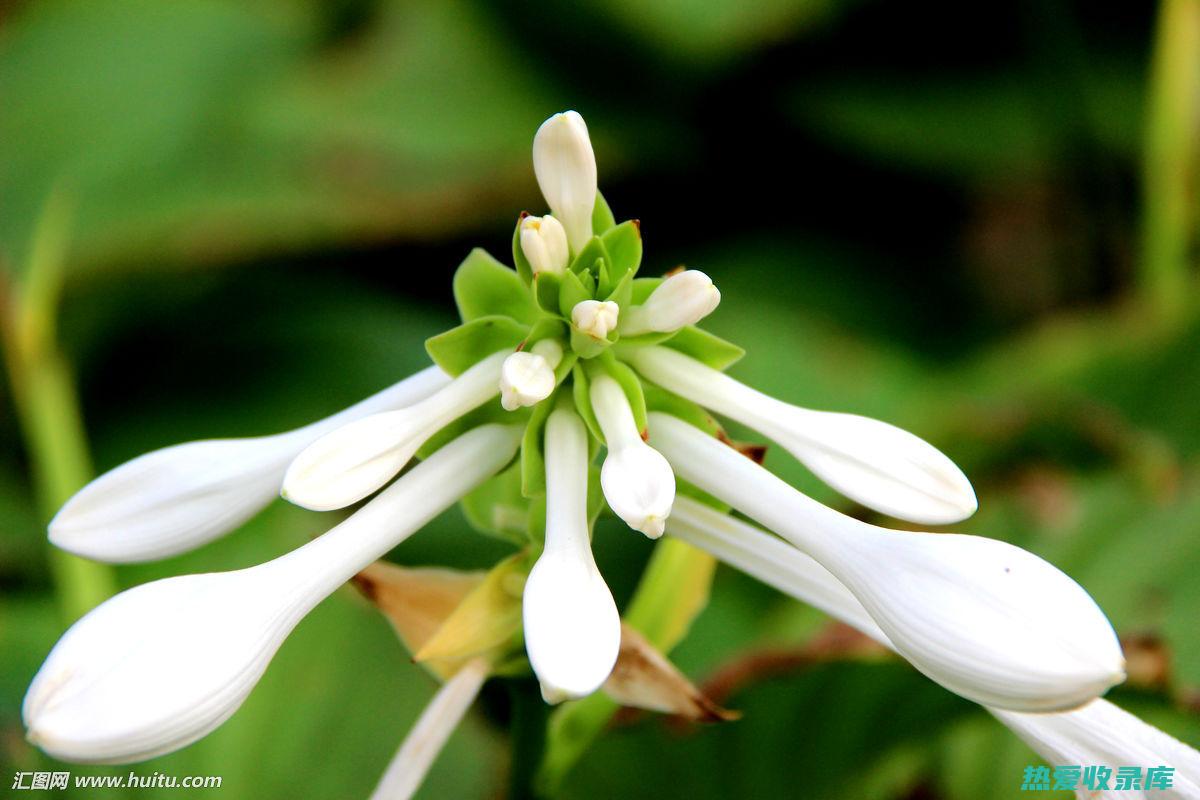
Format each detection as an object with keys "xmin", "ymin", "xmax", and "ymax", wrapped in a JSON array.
[{"xmin": 2, "ymin": 0, "xmax": 1199, "ymax": 797}]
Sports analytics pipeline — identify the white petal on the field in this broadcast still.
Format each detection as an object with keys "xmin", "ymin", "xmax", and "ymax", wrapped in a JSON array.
[
  {"xmin": 666, "ymin": 496, "xmax": 1200, "ymax": 788},
  {"xmin": 24, "ymin": 424, "xmax": 522, "ymax": 764},
  {"xmin": 629, "ymin": 347, "xmax": 977, "ymax": 524},
  {"xmin": 523, "ymin": 409, "xmax": 620, "ymax": 701},
  {"xmin": 370, "ymin": 658, "xmax": 490, "ymax": 800},
  {"xmin": 49, "ymin": 366, "xmax": 450, "ymax": 563},
  {"xmin": 533, "ymin": 111, "xmax": 597, "ymax": 253},
  {"xmin": 591, "ymin": 374, "xmax": 674, "ymax": 538},
  {"xmin": 991, "ymin": 701, "xmax": 1200, "ymax": 797},
  {"xmin": 619, "ymin": 270, "xmax": 721, "ymax": 336},
  {"xmin": 283, "ymin": 352, "xmax": 507, "ymax": 511},
  {"xmin": 571, "ymin": 300, "xmax": 619, "ymax": 340},
  {"xmin": 499, "ymin": 352, "xmax": 556, "ymax": 411},
  {"xmin": 519, "ymin": 215, "xmax": 570, "ymax": 276},
  {"xmin": 649, "ymin": 413, "xmax": 1124, "ymax": 712}
]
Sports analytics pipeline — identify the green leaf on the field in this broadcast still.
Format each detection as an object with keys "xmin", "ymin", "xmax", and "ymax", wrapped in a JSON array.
[
  {"xmin": 425, "ymin": 315, "xmax": 528, "ymax": 376},
  {"xmin": 460, "ymin": 462, "xmax": 531, "ymax": 546},
  {"xmin": 599, "ymin": 220, "xmax": 642, "ymax": 292},
  {"xmin": 592, "ymin": 190, "xmax": 616, "ymax": 235},
  {"xmin": 452, "ymin": 248, "xmax": 537, "ymax": 325},
  {"xmin": 570, "ymin": 364, "xmax": 605, "ymax": 443},
  {"xmin": 604, "ymin": 268, "xmax": 634, "ymax": 309},
  {"xmin": 631, "ymin": 276, "xmax": 664, "ymax": 304},
  {"xmin": 533, "ymin": 271, "xmax": 563, "ymax": 316},
  {"xmin": 558, "ymin": 269, "xmax": 594, "ymax": 319},
  {"xmin": 662, "ymin": 325, "xmax": 745, "ymax": 370},
  {"xmin": 641, "ymin": 381, "xmax": 724, "ymax": 438},
  {"xmin": 416, "ymin": 402, "xmax": 518, "ymax": 460},
  {"xmin": 520, "ymin": 393, "xmax": 557, "ymax": 498},
  {"xmin": 570, "ymin": 327, "xmax": 613, "ymax": 359}
]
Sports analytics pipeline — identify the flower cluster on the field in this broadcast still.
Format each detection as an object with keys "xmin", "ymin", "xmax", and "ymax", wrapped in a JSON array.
[{"xmin": 24, "ymin": 112, "xmax": 1200, "ymax": 798}]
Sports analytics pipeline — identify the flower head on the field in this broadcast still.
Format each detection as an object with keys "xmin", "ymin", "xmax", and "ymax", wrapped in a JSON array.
[
  {"xmin": 533, "ymin": 111, "xmax": 597, "ymax": 253},
  {"xmin": 519, "ymin": 214, "xmax": 570, "ymax": 275}
]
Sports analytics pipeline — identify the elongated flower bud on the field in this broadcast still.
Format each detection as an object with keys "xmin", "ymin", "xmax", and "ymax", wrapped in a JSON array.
[
  {"xmin": 619, "ymin": 270, "xmax": 721, "ymax": 336},
  {"xmin": 499, "ymin": 351, "xmax": 556, "ymax": 411},
  {"xmin": 666, "ymin": 496, "xmax": 1200, "ymax": 784},
  {"xmin": 650, "ymin": 413, "xmax": 1124, "ymax": 712},
  {"xmin": 522, "ymin": 408, "xmax": 620, "ymax": 702},
  {"xmin": 370, "ymin": 658, "xmax": 490, "ymax": 800},
  {"xmin": 533, "ymin": 111, "xmax": 597, "ymax": 254},
  {"xmin": 590, "ymin": 374, "xmax": 675, "ymax": 538},
  {"xmin": 47, "ymin": 366, "xmax": 450, "ymax": 563},
  {"xmin": 283, "ymin": 352, "xmax": 509, "ymax": 510},
  {"xmin": 519, "ymin": 215, "xmax": 570, "ymax": 276},
  {"xmin": 572, "ymin": 300, "xmax": 619, "ymax": 340},
  {"xmin": 630, "ymin": 346, "xmax": 976, "ymax": 525},
  {"xmin": 23, "ymin": 425, "xmax": 521, "ymax": 764}
]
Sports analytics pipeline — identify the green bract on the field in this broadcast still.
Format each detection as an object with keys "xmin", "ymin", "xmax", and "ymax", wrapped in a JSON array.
[{"xmin": 431, "ymin": 191, "xmax": 742, "ymax": 544}]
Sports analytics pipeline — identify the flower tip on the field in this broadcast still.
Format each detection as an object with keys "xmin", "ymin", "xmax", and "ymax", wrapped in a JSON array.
[
  {"xmin": 533, "ymin": 111, "xmax": 597, "ymax": 253},
  {"xmin": 572, "ymin": 300, "xmax": 620, "ymax": 340},
  {"xmin": 499, "ymin": 352, "xmax": 556, "ymax": 412},
  {"xmin": 637, "ymin": 515, "xmax": 666, "ymax": 539}
]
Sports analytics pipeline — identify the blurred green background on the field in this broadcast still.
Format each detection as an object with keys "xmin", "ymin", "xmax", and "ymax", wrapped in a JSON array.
[{"xmin": 2, "ymin": 0, "xmax": 1199, "ymax": 797}]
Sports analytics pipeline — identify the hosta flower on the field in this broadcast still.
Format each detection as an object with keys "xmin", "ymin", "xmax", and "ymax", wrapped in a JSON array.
[
  {"xmin": 665, "ymin": 496, "xmax": 1200, "ymax": 796},
  {"xmin": 26, "ymin": 111, "xmax": 1140, "ymax": 793}
]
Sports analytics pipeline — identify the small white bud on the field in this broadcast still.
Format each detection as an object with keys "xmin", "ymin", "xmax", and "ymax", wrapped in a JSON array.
[
  {"xmin": 519, "ymin": 215, "xmax": 570, "ymax": 275},
  {"xmin": 499, "ymin": 351, "xmax": 555, "ymax": 411},
  {"xmin": 530, "ymin": 338, "xmax": 564, "ymax": 370},
  {"xmin": 533, "ymin": 111, "xmax": 597, "ymax": 253},
  {"xmin": 571, "ymin": 300, "xmax": 619, "ymax": 340},
  {"xmin": 620, "ymin": 270, "xmax": 721, "ymax": 336}
]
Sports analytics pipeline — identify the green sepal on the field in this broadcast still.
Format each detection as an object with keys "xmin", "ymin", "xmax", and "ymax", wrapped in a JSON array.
[
  {"xmin": 593, "ymin": 191, "xmax": 616, "ymax": 235},
  {"xmin": 453, "ymin": 248, "xmax": 538, "ymax": 325},
  {"xmin": 534, "ymin": 272, "xmax": 563, "ymax": 316},
  {"xmin": 526, "ymin": 318, "xmax": 566, "ymax": 344},
  {"xmin": 512, "ymin": 213, "xmax": 534, "ymax": 285},
  {"xmin": 416, "ymin": 402, "xmax": 519, "ymax": 460},
  {"xmin": 662, "ymin": 326, "xmax": 745, "ymax": 370},
  {"xmin": 592, "ymin": 354, "xmax": 648, "ymax": 433},
  {"xmin": 598, "ymin": 221, "xmax": 642, "ymax": 294},
  {"xmin": 558, "ymin": 269, "xmax": 593, "ymax": 319},
  {"xmin": 631, "ymin": 276, "xmax": 663, "ymax": 304},
  {"xmin": 568, "ymin": 236, "xmax": 609, "ymax": 279},
  {"xmin": 571, "ymin": 363, "xmax": 605, "ymax": 443},
  {"xmin": 520, "ymin": 392, "xmax": 557, "ymax": 498},
  {"xmin": 586, "ymin": 464, "xmax": 606, "ymax": 531},
  {"xmin": 570, "ymin": 327, "xmax": 612, "ymax": 359},
  {"xmin": 425, "ymin": 315, "xmax": 528, "ymax": 376},
  {"xmin": 526, "ymin": 496, "xmax": 547, "ymax": 545},
  {"xmin": 604, "ymin": 269, "xmax": 634, "ymax": 309},
  {"xmin": 460, "ymin": 462, "xmax": 532, "ymax": 546}
]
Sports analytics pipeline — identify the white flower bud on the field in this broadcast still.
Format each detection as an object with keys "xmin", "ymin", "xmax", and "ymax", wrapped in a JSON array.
[
  {"xmin": 533, "ymin": 111, "xmax": 597, "ymax": 253},
  {"xmin": 519, "ymin": 215, "xmax": 570, "ymax": 275},
  {"xmin": 620, "ymin": 270, "xmax": 721, "ymax": 336},
  {"xmin": 571, "ymin": 300, "xmax": 619, "ymax": 340},
  {"xmin": 47, "ymin": 366, "xmax": 450, "ymax": 563},
  {"xmin": 650, "ymin": 413, "xmax": 1125, "ymax": 713},
  {"xmin": 530, "ymin": 338, "xmax": 564, "ymax": 369},
  {"xmin": 523, "ymin": 409, "xmax": 620, "ymax": 701},
  {"xmin": 499, "ymin": 351, "xmax": 555, "ymax": 411},
  {"xmin": 282, "ymin": 351, "xmax": 508, "ymax": 511},
  {"xmin": 630, "ymin": 346, "xmax": 977, "ymax": 525},
  {"xmin": 23, "ymin": 425, "xmax": 522, "ymax": 764},
  {"xmin": 590, "ymin": 374, "xmax": 674, "ymax": 538}
]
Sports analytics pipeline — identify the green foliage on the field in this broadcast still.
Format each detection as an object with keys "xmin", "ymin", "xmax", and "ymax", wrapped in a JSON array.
[{"xmin": 424, "ymin": 316, "xmax": 528, "ymax": 375}]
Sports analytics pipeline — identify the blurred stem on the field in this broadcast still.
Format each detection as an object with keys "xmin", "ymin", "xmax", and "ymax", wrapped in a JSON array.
[
  {"xmin": 508, "ymin": 679, "xmax": 550, "ymax": 800},
  {"xmin": 1141, "ymin": 0, "xmax": 1200, "ymax": 318},
  {"xmin": 535, "ymin": 537, "xmax": 716, "ymax": 793},
  {"xmin": 1, "ymin": 190, "xmax": 116, "ymax": 623}
]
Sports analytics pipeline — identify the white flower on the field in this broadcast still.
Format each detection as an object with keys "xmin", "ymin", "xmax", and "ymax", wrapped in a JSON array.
[
  {"xmin": 282, "ymin": 351, "xmax": 509, "ymax": 511},
  {"xmin": 499, "ymin": 351, "xmax": 556, "ymax": 411},
  {"xmin": 619, "ymin": 270, "xmax": 721, "ymax": 336},
  {"xmin": 47, "ymin": 366, "xmax": 449, "ymax": 563},
  {"xmin": 522, "ymin": 408, "xmax": 621, "ymax": 702},
  {"xmin": 519, "ymin": 215, "xmax": 570, "ymax": 275},
  {"xmin": 370, "ymin": 658, "xmax": 491, "ymax": 800},
  {"xmin": 666, "ymin": 495, "xmax": 1200, "ymax": 790},
  {"xmin": 571, "ymin": 300, "xmax": 619, "ymax": 340},
  {"xmin": 589, "ymin": 373, "xmax": 674, "ymax": 538},
  {"xmin": 533, "ymin": 111, "xmax": 597, "ymax": 254},
  {"xmin": 23, "ymin": 425, "xmax": 521, "ymax": 764},
  {"xmin": 630, "ymin": 346, "xmax": 977, "ymax": 525},
  {"xmin": 650, "ymin": 413, "xmax": 1124, "ymax": 712}
]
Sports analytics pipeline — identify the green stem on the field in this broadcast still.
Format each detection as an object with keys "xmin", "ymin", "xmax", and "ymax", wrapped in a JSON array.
[
  {"xmin": 1140, "ymin": 0, "xmax": 1200, "ymax": 317},
  {"xmin": 2, "ymin": 190, "xmax": 116, "ymax": 623},
  {"xmin": 535, "ymin": 537, "xmax": 715, "ymax": 793},
  {"xmin": 508, "ymin": 678, "xmax": 550, "ymax": 800}
]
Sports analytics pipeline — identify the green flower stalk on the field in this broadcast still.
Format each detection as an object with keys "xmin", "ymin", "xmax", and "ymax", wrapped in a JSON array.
[{"xmin": 21, "ymin": 111, "xmax": 1180, "ymax": 798}]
